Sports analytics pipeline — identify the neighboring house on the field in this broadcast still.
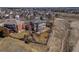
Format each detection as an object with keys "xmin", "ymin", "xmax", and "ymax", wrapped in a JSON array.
[
  {"xmin": 0, "ymin": 20, "xmax": 4, "ymax": 27},
  {"xmin": 4, "ymin": 19, "xmax": 25, "ymax": 33},
  {"xmin": 15, "ymin": 15, "xmax": 20, "ymax": 20}
]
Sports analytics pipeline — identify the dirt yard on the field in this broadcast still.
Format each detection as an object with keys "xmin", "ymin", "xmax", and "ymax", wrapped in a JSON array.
[{"xmin": 0, "ymin": 37, "xmax": 48, "ymax": 52}]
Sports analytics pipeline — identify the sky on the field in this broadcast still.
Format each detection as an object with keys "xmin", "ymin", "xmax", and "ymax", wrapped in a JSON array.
[{"xmin": 0, "ymin": 0, "xmax": 79, "ymax": 7}]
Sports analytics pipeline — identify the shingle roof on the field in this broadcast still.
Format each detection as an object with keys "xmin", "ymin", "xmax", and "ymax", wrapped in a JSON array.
[{"xmin": 4, "ymin": 19, "xmax": 21, "ymax": 25}]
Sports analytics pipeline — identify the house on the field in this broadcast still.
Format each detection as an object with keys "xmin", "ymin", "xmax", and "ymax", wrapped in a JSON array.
[
  {"xmin": 30, "ymin": 17, "xmax": 49, "ymax": 34},
  {"xmin": 4, "ymin": 19, "xmax": 25, "ymax": 33}
]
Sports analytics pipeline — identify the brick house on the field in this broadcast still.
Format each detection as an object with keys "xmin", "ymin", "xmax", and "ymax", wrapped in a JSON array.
[{"xmin": 4, "ymin": 19, "xmax": 25, "ymax": 33}]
